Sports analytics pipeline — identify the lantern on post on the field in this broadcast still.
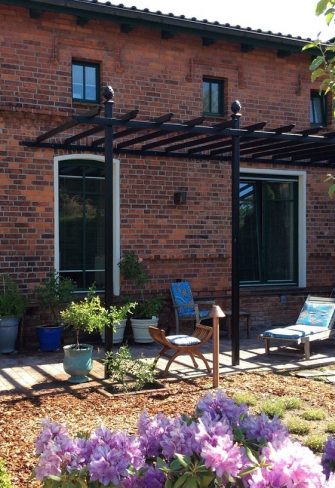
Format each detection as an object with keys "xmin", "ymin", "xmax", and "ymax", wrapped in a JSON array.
[{"xmin": 210, "ymin": 304, "xmax": 225, "ymax": 388}]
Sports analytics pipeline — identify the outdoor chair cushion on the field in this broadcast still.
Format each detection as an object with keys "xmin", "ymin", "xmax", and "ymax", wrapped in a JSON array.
[
  {"xmin": 296, "ymin": 301, "xmax": 335, "ymax": 328},
  {"xmin": 262, "ymin": 324, "xmax": 327, "ymax": 340},
  {"xmin": 166, "ymin": 335, "xmax": 201, "ymax": 346}
]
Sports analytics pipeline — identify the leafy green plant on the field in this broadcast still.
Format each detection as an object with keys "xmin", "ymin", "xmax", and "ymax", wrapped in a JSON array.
[
  {"xmin": 282, "ymin": 396, "xmax": 302, "ymax": 410},
  {"xmin": 260, "ymin": 399, "xmax": 285, "ymax": 418},
  {"xmin": 233, "ymin": 392, "xmax": 257, "ymax": 406},
  {"xmin": 0, "ymin": 275, "xmax": 26, "ymax": 317},
  {"xmin": 35, "ymin": 271, "xmax": 75, "ymax": 325},
  {"xmin": 0, "ymin": 460, "xmax": 13, "ymax": 488},
  {"xmin": 326, "ymin": 421, "xmax": 335, "ymax": 433},
  {"xmin": 60, "ymin": 288, "xmax": 111, "ymax": 348},
  {"xmin": 301, "ymin": 408, "xmax": 326, "ymax": 421},
  {"xmin": 304, "ymin": 434, "xmax": 327, "ymax": 453},
  {"xmin": 109, "ymin": 301, "xmax": 137, "ymax": 324},
  {"xmin": 104, "ymin": 345, "xmax": 157, "ymax": 391},
  {"xmin": 286, "ymin": 418, "xmax": 310, "ymax": 435},
  {"xmin": 118, "ymin": 252, "xmax": 164, "ymax": 318}
]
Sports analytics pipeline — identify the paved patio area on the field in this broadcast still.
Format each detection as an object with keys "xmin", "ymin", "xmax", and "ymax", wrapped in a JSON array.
[{"xmin": 1, "ymin": 331, "xmax": 335, "ymax": 395}]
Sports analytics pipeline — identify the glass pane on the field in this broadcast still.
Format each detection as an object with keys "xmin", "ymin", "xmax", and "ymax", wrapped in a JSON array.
[
  {"xmin": 313, "ymin": 97, "xmax": 323, "ymax": 124},
  {"xmin": 85, "ymin": 66, "xmax": 97, "ymax": 101},
  {"xmin": 203, "ymin": 81, "xmax": 210, "ymax": 113},
  {"xmin": 59, "ymin": 271, "xmax": 84, "ymax": 289},
  {"xmin": 211, "ymin": 83, "xmax": 219, "ymax": 113},
  {"xmin": 59, "ymin": 182, "xmax": 84, "ymax": 270},
  {"xmin": 85, "ymin": 190, "xmax": 105, "ymax": 269},
  {"xmin": 72, "ymin": 64, "xmax": 84, "ymax": 99},
  {"xmin": 263, "ymin": 182, "xmax": 296, "ymax": 282},
  {"xmin": 85, "ymin": 271, "xmax": 105, "ymax": 289},
  {"xmin": 239, "ymin": 182, "xmax": 260, "ymax": 282}
]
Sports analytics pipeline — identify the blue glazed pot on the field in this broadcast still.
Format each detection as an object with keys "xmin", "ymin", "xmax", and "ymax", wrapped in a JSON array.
[
  {"xmin": 36, "ymin": 325, "xmax": 63, "ymax": 352},
  {"xmin": 63, "ymin": 344, "xmax": 93, "ymax": 383},
  {"xmin": 0, "ymin": 316, "xmax": 19, "ymax": 353}
]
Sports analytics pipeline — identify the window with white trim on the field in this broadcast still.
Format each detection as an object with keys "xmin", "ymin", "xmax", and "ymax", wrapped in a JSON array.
[{"xmin": 239, "ymin": 174, "xmax": 300, "ymax": 286}]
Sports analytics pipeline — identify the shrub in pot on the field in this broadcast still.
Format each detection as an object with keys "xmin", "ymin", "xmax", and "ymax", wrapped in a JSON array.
[
  {"xmin": 100, "ymin": 301, "xmax": 137, "ymax": 345},
  {"xmin": 35, "ymin": 271, "xmax": 75, "ymax": 352},
  {"xmin": 0, "ymin": 275, "xmax": 26, "ymax": 353},
  {"xmin": 118, "ymin": 252, "xmax": 164, "ymax": 343},
  {"xmin": 60, "ymin": 289, "xmax": 112, "ymax": 383}
]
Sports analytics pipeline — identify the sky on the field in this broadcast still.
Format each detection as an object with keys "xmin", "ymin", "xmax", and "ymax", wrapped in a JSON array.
[{"xmin": 105, "ymin": 0, "xmax": 335, "ymax": 40}]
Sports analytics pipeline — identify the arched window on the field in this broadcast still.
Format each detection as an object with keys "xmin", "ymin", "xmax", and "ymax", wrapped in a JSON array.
[{"xmin": 54, "ymin": 156, "xmax": 120, "ymax": 293}]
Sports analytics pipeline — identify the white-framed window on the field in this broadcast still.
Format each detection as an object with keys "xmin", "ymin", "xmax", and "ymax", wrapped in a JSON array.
[
  {"xmin": 240, "ymin": 168, "xmax": 306, "ymax": 287},
  {"xmin": 54, "ymin": 154, "xmax": 120, "ymax": 294}
]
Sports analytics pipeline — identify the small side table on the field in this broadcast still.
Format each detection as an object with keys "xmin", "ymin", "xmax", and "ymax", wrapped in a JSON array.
[{"xmin": 224, "ymin": 310, "xmax": 250, "ymax": 339}]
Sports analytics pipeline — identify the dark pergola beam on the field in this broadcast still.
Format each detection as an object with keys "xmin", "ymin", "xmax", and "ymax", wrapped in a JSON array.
[
  {"xmin": 116, "ymin": 116, "xmax": 204, "ymax": 150},
  {"xmin": 188, "ymin": 122, "xmax": 267, "ymax": 154}
]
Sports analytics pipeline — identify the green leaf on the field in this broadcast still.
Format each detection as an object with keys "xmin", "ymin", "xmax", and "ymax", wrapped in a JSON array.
[
  {"xmin": 311, "ymin": 68, "xmax": 326, "ymax": 81},
  {"xmin": 165, "ymin": 480, "xmax": 174, "ymax": 488},
  {"xmin": 316, "ymin": 0, "xmax": 329, "ymax": 15},
  {"xmin": 244, "ymin": 446, "xmax": 259, "ymax": 465},
  {"xmin": 173, "ymin": 473, "xmax": 190, "ymax": 487},
  {"xmin": 302, "ymin": 41, "xmax": 319, "ymax": 51},
  {"xmin": 169, "ymin": 459, "xmax": 183, "ymax": 472},
  {"xmin": 328, "ymin": 183, "xmax": 335, "ymax": 198},
  {"xmin": 174, "ymin": 454, "xmax": 190, "ymax": 468},
  {"xmin": 310, "ymin": 56, "xmax": 325, "ymax": 71},
  {"xmin": 325, "ymin": 7, "xmax": 335, "ymax": 23}
]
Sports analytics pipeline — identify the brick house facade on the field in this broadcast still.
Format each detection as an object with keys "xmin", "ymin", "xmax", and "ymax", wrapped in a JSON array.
[{"xmin": 1, "ymin": 0, "xmax": 334, "ymax": 346}]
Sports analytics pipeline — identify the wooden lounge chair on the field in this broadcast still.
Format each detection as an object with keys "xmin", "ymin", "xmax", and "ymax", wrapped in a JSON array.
[
  {"xmin": 149, "ymin": 324, "xmax": 213, "ymax": 377},
  {"xmin": 260, "ymin": 295, "xmax": 335, "ymax": 359},
  {"xmin": 170, "ymin": 281, "xmax": 215, "ymax": 334}
]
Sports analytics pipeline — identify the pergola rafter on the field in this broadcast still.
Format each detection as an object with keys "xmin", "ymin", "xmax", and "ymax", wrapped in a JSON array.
[{"xmin": 20, "ymin": 87, "xmax": 335, "ymax": 371}]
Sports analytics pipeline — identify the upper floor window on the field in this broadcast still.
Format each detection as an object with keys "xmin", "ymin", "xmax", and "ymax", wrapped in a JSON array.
[
  {"xmin": 203, "ymin": 78, "xmax": 224, "ymax": 116},
  {"xmin": 310, "ymin": 91, "xmax": 327, "ymax": 126},
  {"xmin": 72, "ymin": 61, "xmax": 100, "ymax": 103}
]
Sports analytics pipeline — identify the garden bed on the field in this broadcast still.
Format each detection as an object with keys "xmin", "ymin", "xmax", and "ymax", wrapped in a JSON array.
[{"xmin": 1, "ymin": 370, "xmax": 335, "ymax": 487}]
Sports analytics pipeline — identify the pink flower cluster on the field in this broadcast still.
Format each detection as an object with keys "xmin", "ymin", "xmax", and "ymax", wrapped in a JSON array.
[{"xmin": 34, "ymin": 391, "xmax": 335, "ymax": 487}]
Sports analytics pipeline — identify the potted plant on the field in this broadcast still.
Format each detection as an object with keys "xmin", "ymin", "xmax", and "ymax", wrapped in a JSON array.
[
  {"xmin": 34, "ymin": 271, "xmax": 75, "ymax": 352},
  {"xmin": 60, "ymin": 288, "xmax": 112, "ymax": 383},
  {"xmin": 118, "ymin": 252, "xmax": 164, "ymax": 343},
  {"xmin": 101, "ymin": 300, "xmax": 137, "ymax": 345},
  {"xmin": 0, "ymin": 275, "xmax": 26, "ymax": 353}
]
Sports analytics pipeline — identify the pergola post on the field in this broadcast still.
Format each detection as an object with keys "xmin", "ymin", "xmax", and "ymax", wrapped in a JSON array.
[
  {"xmin": 104, "ymin": 85, "xmax": 115, "ymax": 355},
  {"xmin": 231, "ymin": 101, "xmax": 242, "ymax": 366}
]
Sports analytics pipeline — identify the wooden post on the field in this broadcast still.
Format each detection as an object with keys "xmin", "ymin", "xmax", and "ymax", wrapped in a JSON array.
[{"xmin": 210, "ymin": 305, "xmax": 225, "ymax": 388}]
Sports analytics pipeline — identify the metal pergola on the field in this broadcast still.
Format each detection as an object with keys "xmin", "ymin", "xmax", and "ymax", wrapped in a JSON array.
[{"xmin": 21, "ymin": 86, "xmax": 335, "ymax": 367}]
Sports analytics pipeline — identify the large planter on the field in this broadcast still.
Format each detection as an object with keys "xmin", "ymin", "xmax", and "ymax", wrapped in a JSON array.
[
  {"xmin": 0, "ymin": 316, "xmax": 19, "ymax": 353},
  {"xmin": 101, "ymin": 319, "xmax": 127, "ymax": 345},
  {"xmin": 63, "ymin": 344, "xmax": 93, "ymax": 383},
  {"xmin": 36, "ymin": 325, "xmax": 63, "ymax": 352},
  {"xmin": 131, "ymin": 317, "xmax": 158, "ymax": 343}
]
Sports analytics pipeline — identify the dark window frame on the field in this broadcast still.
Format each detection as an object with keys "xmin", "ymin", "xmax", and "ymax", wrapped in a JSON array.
[
  {"xmin": 203, "ymin": 77, "xmax": 224, "ymax": 116},
  {"xmin": 239, "ymin": 174, "xmax": 299, "ymax": 287},
  {"xmin": 310, "ymin": 90, "xmax": 327, "ymax": 127},
  {"xmin": 72, "ymin": 60, "xmax": 100, "ymax": 103}
]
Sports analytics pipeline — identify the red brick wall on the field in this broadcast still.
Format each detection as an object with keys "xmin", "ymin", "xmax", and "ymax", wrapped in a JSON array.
[{"xmin": 0, "ymin": 4, "xmax": 334, "ymax": 344}]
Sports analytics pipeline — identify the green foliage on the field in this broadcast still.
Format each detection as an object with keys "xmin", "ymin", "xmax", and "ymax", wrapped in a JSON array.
[
  {"xmin": 60, "ymin": 288, "xmax": 111, "ymax": 348},
  {"xmin": 233, "ymin": 392, "xmax": 257, "ymax": 406},
  {"xmin": 302, "ymin": 408, "xmax": 326, "ymax": 421},
  {"xmin": 109, "ymin": 301, "xmax": 137, "ymax": 324},
  {"xmin": 0, "ymin": 460, "xmax": 13, "ymax": 488},
  {"xmin": 118, "ymin": 251, "xmax": 149, "ymax": 289},
  {"xmin": 304, "ymin": 434, "xmax": 327, "ymax": 453},
  {"xmin": 35, "ymin": 271, "xmax": 76, "ymax": 325},
  {"xmin": 104, "ymin": 345, "xmax": 157, "ymax": 391},
  {"xmin": 157, "ymin": 453, "xmax": 216, "ymax": 488},
  {"xmin": 134, "ymin": 296, "xmax": 164, "ymax": 318},
  {"xmin": 282, "ymin": 396, "xmax": 302, "ymax": 410},
  {"xmin": 286, "ymin": 418, "xmax": 310, "ymax": 435},
  {"xmin": 260, "ymin": 399, "xmax": 285, "ymax": 418},
  {"xmin": 0, "ymin": 275, "xmax": 26, "ymax": 318},
  {"xmin": 326, "ymin": 421, "xmax": 335, "ymax": 433}
]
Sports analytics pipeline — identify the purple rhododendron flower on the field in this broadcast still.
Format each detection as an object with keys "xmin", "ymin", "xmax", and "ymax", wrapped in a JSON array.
[
  {"xmin": 35, "ymin": 419, "xmax": 68, "ymax": 455},
  {"xmin": 323, "ymin": 437, "xmax": 335, "ymax": 478},
  {"xmin": 196, "ymin": 390, "xmax": 247, "ymax": 424},
  {"xmin": 241, "ymin": 412, "xmax": 288, "ymax": 445},
  {"xmin": 87, "ymin": 427, "xmax": 144, "ymax": 486},
  {"xmin": 35, "ymin": 433, "xmax": 79, "ymax": 480},
  {"xmin": 248, "ymin": 438, "xmax": 326, "ymax": 487},
  {"xmin": 122, "ymin": 466, "xmax": 166, "ymax": 488}
]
